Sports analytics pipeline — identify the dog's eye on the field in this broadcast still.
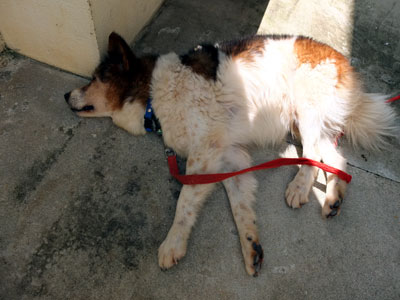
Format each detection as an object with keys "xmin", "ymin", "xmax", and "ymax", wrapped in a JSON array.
[{"xmin": 92, "ymin": 76, "xmax": 97, "ymax": 81}]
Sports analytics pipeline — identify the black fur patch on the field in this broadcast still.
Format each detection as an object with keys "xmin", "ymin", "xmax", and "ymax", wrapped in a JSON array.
[
  {"xmin": 219, "ymin": 35, "xmax": 296, "ymax": 62},
  {"xmin": 180, "ymin": 44, "xmax": 219, "ymax": 81}
]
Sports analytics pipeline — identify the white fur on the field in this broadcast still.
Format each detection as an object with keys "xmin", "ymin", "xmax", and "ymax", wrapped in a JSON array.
[
  {"xmin": 112, "ymin": 99, "xmax": 147, "ymax": 135},
  {"xmin": 130, "ymin": 37, "xmax": 397, "ymax": 275}
]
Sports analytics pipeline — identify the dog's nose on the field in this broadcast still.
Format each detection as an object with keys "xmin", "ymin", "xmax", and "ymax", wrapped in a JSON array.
[{"xmin": 64, "ymin": 92, "xmax": 71, "ymax": 102}]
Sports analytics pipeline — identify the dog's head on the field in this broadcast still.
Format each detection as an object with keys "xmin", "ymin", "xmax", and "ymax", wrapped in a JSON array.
[{"xmin": 64, "ymin": 33, "xmax": 155, "ymax": 134}]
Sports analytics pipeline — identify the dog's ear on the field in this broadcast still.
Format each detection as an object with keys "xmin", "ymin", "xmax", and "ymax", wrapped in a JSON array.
[{"xmin": 108, "ymin": 32, "xmax": 137, "ymax": 72}]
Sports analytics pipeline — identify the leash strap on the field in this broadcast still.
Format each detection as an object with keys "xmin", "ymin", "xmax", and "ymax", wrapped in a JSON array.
[
  {"xmin": 166, "ymin": 152, "xmax": 352, "ymax": 185},
  {"xmin": 386, "ymin": 94, "xmax": 400, "ymax": 103}
]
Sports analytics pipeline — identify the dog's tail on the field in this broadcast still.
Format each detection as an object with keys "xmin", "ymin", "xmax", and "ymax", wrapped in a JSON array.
[{"xmin": 344, "ymin": 93, "xmax": 398, "ymax": 149}]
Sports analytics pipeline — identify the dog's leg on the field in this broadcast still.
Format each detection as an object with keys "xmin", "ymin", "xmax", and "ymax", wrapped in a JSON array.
[
  {"xmin": 285, "ymin": 118, "xmax": 321, "ymax": 208},
  {"xmin": 158, "ymin": 184, "xmax": 215, "ymax": 269},
  {"xmin": 158, "ymin": 151, "xmax": 221, "ymax": 270},
  {"xmin": 319, "ymin": 138, "xmax": 347, "ymax": 218},
  {"xmin": 222, "ymin": 147, "xmax": 263, "ymax": 276}
]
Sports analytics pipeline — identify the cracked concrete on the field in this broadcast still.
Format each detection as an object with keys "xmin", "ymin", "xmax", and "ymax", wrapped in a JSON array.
[{"xmin": 1, "ymin": 0, "xmax": 400, "ymax": 299}]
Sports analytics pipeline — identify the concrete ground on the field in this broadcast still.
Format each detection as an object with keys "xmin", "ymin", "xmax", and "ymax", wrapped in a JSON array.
[{"xmin": 1, "ymin": 0, "xmax": 399, "ymax": 299}]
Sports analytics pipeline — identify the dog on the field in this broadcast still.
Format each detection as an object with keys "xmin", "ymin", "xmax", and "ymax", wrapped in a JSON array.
[{"xmin": 64, "ymin": 32, "xmax": 397, "ymax": 276}]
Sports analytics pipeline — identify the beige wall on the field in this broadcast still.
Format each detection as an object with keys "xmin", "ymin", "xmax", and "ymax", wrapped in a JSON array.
[
  {"xmin": 90, "ymin": 0, "xmax": 163, "ymax": 57},
  {"xmin": 0, "ymin": 32, "xmax": 5, "ymax": 53},
  {"xmin": 0, "ymin": 0, "xmax": 163, "ymax": 76}
]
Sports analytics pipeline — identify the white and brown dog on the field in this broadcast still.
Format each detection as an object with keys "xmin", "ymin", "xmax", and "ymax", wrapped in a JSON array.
[{"xmin": 64, "ymin": 32, "xmax": 397, "ymax": 276}]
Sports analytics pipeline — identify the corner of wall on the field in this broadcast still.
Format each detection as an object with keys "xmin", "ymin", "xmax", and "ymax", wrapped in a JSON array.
[{"xmin": 0, "ymin": 32, "xmax": 5, "ymax": 53}]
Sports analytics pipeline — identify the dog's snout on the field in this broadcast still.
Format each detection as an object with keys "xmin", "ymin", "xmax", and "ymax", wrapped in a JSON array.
[{"xmin": 64, "ymin": 92, "xmax": 71, "ymax": 102}]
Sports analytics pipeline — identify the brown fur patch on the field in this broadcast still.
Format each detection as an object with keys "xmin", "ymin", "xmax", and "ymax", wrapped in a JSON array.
[
  {"xmin": 128, "ymin": 56, "xmax": 157, "ymax": 103},
  {"xmin": 294, "ymin": 37, "xmax": 352, "ymax": 85},
  {"xmin": 105, "ymin": 83, "xmax": 125, "ymax": 110},
  {"xmin": 239, "ymin": 203, "xmax": 250, "ymax": 212},
  {"xmin": 187, "ymin": 158, "xmax": 194, "ymax": 168},
  {"xmin": 69, "ymin": 48, "xmax": 155, "ymax": 117},
  {"xmin": 220, "ymin": 36, "xmax": 266, "ymax": 63},
  {"xmin": 220, "ymin": 35, "xmax": 293, "ymax": 63},
  {"xmin": 180, "ymin": 44, "xmax": 219, "ymax": 81},
  {"xmin": 94, "ymin": 34, "xmax": 157, "ymax": 112},
  {"xmin": 100, "ymin": 56, "xmax": 155, "ymax": 110},
  {"xmin": 201, "ymin": 162, "xmax": 208, "ymax": 172},
  {"xmin": 79, "ymin": 79, "xmax": 119, "ymax": 112}
]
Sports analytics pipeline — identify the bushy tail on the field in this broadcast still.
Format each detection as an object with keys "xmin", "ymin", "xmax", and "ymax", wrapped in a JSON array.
[{"xmin": 345, "ymin": 93, "xmax": 398, "ymax": 150}]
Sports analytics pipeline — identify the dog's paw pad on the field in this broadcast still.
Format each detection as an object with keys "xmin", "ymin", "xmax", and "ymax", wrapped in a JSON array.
[{"xmin": 251, "ymin": 242, "xmax": 264, "ymax": 277}]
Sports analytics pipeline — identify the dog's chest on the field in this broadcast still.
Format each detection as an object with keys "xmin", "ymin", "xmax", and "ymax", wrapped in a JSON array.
[{"xmin": 151, "ymin": 54, "xmax": 225, "ymax": 156}]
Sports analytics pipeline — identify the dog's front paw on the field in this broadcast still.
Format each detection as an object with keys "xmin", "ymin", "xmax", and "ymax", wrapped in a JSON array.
[
  {"xmin": 241, "ymin": 234, "xmax": 264, "ymax": 276},
  {"xmin": 158, "ymin": 234, "xmax": 187, "ymax": 270},
  {"xmin": 285, "ymin": 180, "xmax": 310, "ymax": 208}
]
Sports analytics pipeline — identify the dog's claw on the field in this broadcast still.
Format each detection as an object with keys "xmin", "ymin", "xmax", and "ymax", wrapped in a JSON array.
[
  {"xmin": 330, "ymin": 200, "xmax": 341, "ymax": 209},
  {"xmin": 327, "ymin": 209, "xmax": 338, "ymax": 217},
  {"xmin": 252, "ymin": 242, "xmax": 264, "ymax": 277},
  {"xmin": 326, "ymin": 198, "xmax": 343, "ymax": 218}
]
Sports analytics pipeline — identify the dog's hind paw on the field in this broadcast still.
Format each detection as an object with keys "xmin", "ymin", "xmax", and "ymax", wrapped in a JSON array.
[
  {"xmin": 322, "ymin": 177, "xmax": 346, "ymax": 219},
  {"xmin": 322, "ymin": 196, "xmax": 343, "ymax": 219}
]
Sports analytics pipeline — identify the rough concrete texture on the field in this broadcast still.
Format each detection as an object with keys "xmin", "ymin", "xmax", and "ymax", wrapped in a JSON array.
[
  {"xmin": 1, "ymin": 0, "xmax": 399, "ymax": 299},
  {"xmin": 258, "ymin": 0, "xmax": 354, "ymax": 57}
]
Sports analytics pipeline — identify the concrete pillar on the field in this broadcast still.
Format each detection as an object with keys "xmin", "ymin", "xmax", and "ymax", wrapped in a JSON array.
[
  {"xmin": 258, "ymin": 0, "xmax": 355, "ymax": 57},
  {"xmin": 0, "ymin": 32, "xmax": 5, "ymax": 53}
]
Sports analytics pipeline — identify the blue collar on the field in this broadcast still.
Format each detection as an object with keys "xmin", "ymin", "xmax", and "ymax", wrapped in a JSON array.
[{"xmin": 144, "ymin": 98, "xmax": 162, "ymax": 135}]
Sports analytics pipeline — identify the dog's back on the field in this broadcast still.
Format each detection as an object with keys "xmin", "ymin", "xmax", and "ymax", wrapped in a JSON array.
[{"xmin": 152, "ymin": 35, "xmax": 397, "ymax": 150}]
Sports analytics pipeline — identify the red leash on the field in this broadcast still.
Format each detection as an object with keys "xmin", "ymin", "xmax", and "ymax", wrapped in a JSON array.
[
  {"xmin": 167, "ymin": 155, "xmax": 352, "ymax": 185},
  {"xmin": 167, "ymin": 93, "xmax": 399, "ymax": 186},
  {"xmin": 386, "ymin": 94, "xmax": 400, "ymax": 103}
]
